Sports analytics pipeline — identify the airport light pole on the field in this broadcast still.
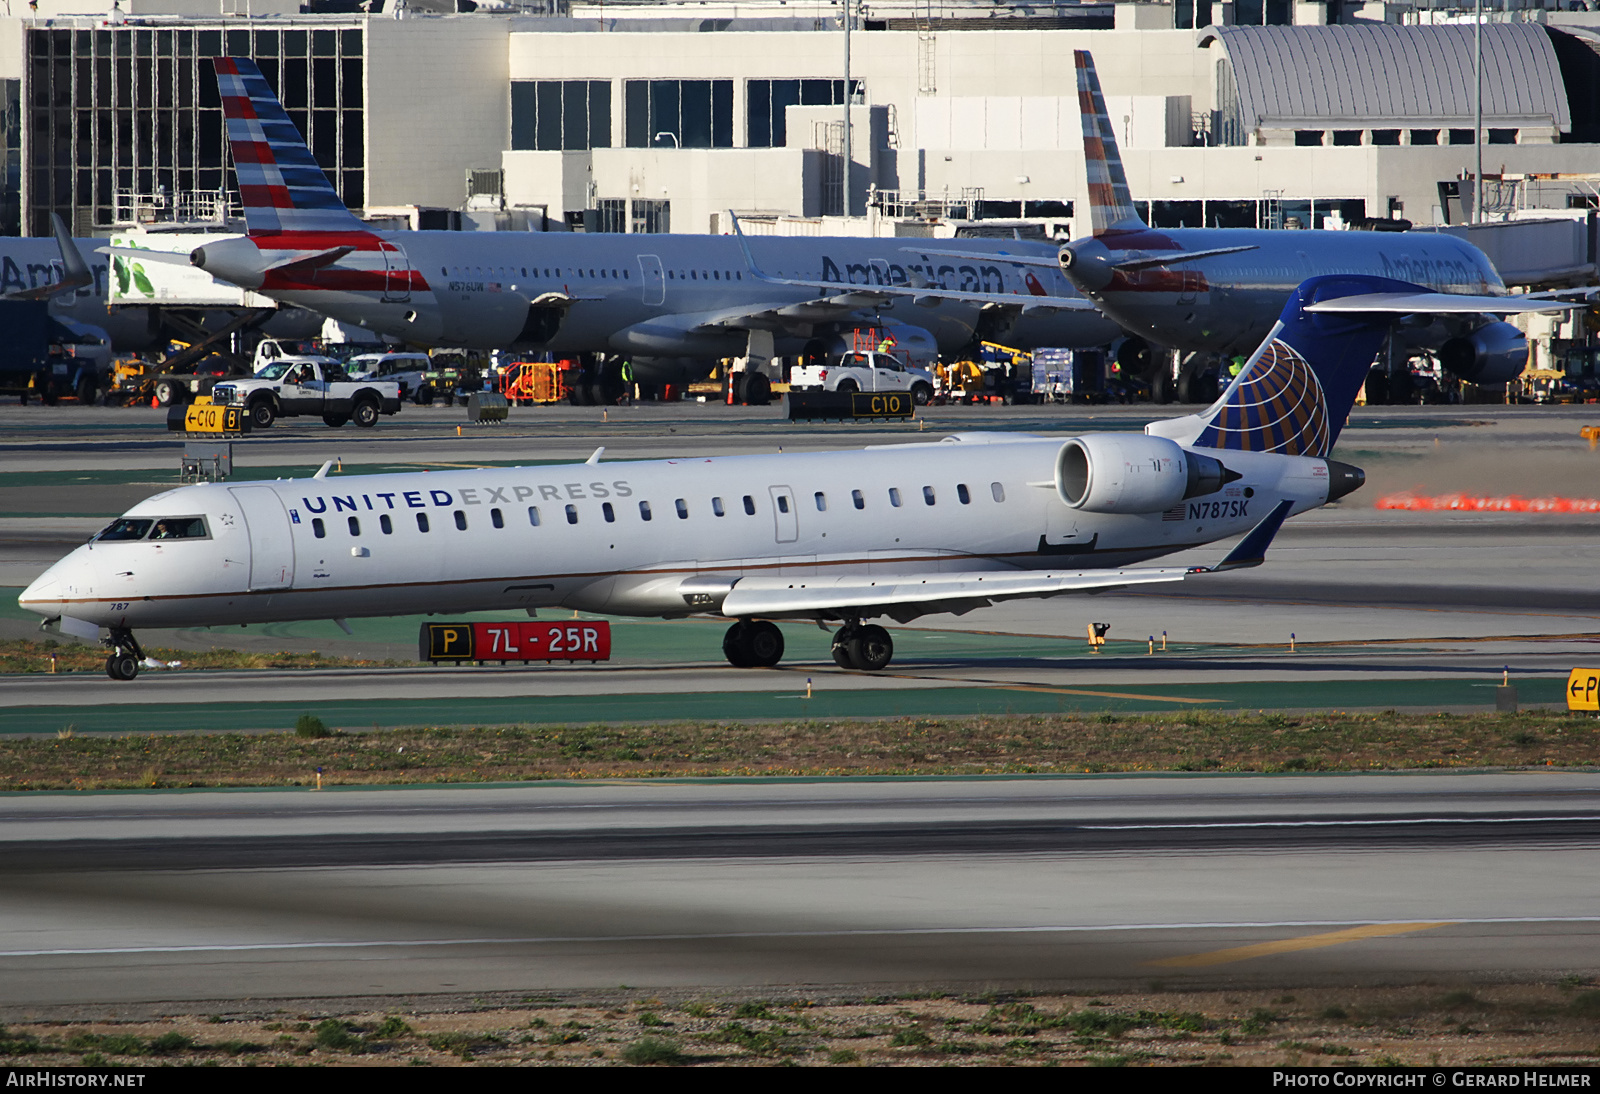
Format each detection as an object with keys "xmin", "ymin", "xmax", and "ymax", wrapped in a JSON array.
[
  {"xmin": 842, "ymin": 0, "xmax": 853, "ymax": 218},
  {"xmin": 1474, "ymin": 0, "xmax": 1483, "ymax": 224}
]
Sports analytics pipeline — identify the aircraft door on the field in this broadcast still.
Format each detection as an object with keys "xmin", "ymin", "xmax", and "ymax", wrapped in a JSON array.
[
  {"xmin": 768, "ymin": 485, "xmax": 798, "ymax": 543},
  {"xmin": 638, "ymin": 255, "xmax": 665, "ymax": 306},
  {"xmin": 228, "ymin": 486, "xmax": 295, "ymax": 590},
  {"xmin": 381, "ymin": 241, "xmax": 413, "ymax": 303}
]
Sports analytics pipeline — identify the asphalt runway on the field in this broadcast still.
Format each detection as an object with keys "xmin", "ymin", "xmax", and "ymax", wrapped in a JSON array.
[{"xmin": 1, "ymin": 772, "xmax": 1597, "ymax": 1010}]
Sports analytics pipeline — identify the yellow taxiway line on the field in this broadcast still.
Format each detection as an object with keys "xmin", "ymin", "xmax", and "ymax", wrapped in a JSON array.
[{"xmin": 1145, "ymin": 922, "xmax": 1454, "ymax": 968}]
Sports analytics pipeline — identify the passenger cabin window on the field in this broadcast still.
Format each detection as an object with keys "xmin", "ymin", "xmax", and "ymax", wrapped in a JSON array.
[
  {"xmin": 889, "ymin": 488, "xmax": 902, "ymax": 508},
  {"xmin": 742, "ymin": 495, "xmax": 756, "ymax": 516},
  {"xmin": 814, "ymin": 491, "xmax": 826, "ymax": 511},
  {"xmin": 676, "ymin": 499, "xmax": 689, "ymax": 519},
  {"xmin": 712, "ymin": 497, "xmax": 725, "ymax": 517},
  {"xmin": 528, "ymin": 506, "xmax": 541, "ymax": 526},
  {"xmin": 991, "ymin": 482, "xmax": 1006, "ymax": 502},
  {"xmin": 957, "ymin": 483, "xmax": 971, "ymax": 505},
  {"xmin": 313, "ymin": 518, "xmax": 326, "ymax": 538},
  {"xmin": 380, "ymin": 514, "xmax": 393, "ymax": 534},
  {"xmin": 852, "ymin": 489, "xmax": 864, "ymax": 510},
  {"xmin": 923, "ymin": 486, "xmax": 936, "ymax": 506},
  {"xmin": 639, "ymin": 500, "xmax": 652, "ymax": 521},
  {"xmin": 454, "ymin": 510, "xmax": 468, "ymax": 531},
  {"xmin": 348, "ymin": 516, "xmax": 360, "ymax": 536},
  {"xmin": 777, "ymin": 495, "xmax": 790, "ymax": 514},
  {"xmin": 565, "ymin": 504, "xmax": 579, "ymax": 525},
  {"xmin": 491, "ymin": 508, "xmax": 504, "ymax": 529},
  {"xmin": 603, "ymin": 502, "xmax": 616, "ymax": 523},
  {"xmin": 417, "ymin": 513, "xmax": 430, "ymax": 532}
]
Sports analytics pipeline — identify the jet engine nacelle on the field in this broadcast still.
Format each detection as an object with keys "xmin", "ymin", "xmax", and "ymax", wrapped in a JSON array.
[
  {"xmin": 1438, "ymin": 321, "xmax": 1528, "ymax": 385},
  {"xmin": 1056, "ymin": 433, "xmax": 1232, "ymax": 514}
]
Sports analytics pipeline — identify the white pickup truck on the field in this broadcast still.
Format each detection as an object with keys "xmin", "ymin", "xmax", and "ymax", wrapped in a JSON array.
[
  {"xmin": 788, "ymin": 351, "xmax": 935, "ymax": 406},
  {"xmin": 211, "ymin": 359, "xmax": 403, "ymax": 428}
]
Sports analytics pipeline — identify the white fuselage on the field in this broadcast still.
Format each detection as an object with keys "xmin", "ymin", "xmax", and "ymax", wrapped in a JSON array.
[{"xmin": 21, "ymin": 437, "xmax": 1333, "ymax": 633}]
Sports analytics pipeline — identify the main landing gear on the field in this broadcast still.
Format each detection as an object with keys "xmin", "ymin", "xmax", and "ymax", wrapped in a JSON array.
[
  {"xmin": 719, "ymin": 619, "xmax": 895, "ymax": 671},
  {"xmin": 104, "ymin": 627, "xmax": 144, "ymax": 681}
]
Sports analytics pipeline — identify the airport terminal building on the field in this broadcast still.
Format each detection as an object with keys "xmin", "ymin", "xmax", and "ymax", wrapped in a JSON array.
[{"xmin": 4, "ymin": 0, "xmax": 1600, "ymax": 264}]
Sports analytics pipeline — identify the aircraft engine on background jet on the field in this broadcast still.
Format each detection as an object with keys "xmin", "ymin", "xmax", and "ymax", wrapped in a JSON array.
[
  {"xmin": 1055, "ymin": 434, "xmax": 1233, "ymax": 514},
  {"xmin": 1437, "ymin": 320, "xmax": 1528, "ymax": 385}
]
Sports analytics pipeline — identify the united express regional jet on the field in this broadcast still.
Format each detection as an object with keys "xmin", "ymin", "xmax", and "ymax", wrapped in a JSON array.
[
  {"xmin": 26, "ymin": 273, "xmax": 1411, "ymax": 680},
  {"xmin": 177, "ymin": 58, "xmax": 1120, "ymax": 387}
]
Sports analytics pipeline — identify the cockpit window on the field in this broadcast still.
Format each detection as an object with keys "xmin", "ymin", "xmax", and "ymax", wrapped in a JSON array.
[
  {"xmin": 149, "ymin": 517, "xmax": 209, "ymax": 540},
  {"xmin": 94, "ymin": 518, "xmax": 153, "ymax": 541}
]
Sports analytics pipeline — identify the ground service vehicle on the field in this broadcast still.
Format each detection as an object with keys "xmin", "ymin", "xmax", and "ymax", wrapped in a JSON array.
[
  {"xmin": 789, "ymin": 351, "xmax": 935, "ymax": 405},
  {"xmin": 210, "ymin": 359, "xmax": 402, "ymax": 428},
  {"xmin": 346, "ymin": 351, "xmax": 434, "ymax": 403}
]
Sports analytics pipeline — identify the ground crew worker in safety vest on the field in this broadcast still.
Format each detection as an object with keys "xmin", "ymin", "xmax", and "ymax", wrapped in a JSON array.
[
  {"xmin": 1227, "ymin": 355, "xmax": 1246, "ymax": 378},
  {"xmin": 620, "ymin": 358, "xmax": 635, "ymax": 404},
  {"xmin": 878, "ymin": 334, "xmax": 897, "ymax": 354}
]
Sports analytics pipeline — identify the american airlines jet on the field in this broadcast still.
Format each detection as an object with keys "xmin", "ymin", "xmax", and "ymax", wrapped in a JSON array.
[
  {"xmin": 919, "ymin": 51, "xmax": 1570, "ymax": 394},
  {"xmin": 26, "ymin": 272, "xmax": 1427, "ymax": 681},
  {"xmin": 177, "ymin": 58, "xmax": 1120, "ymax": 389}
]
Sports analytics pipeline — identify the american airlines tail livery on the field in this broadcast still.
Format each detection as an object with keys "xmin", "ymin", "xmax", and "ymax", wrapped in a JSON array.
[
  {"xmin": 179, "ymin": 58, "xmax": 1119, "ymax": 388},
  {"xmin": 26, "ymin": 274, "xmax": 1408, "ymax": 681}
]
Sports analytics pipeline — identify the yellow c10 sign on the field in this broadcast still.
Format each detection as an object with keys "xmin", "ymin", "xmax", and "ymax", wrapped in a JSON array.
[
  {"xmin": 183, "ymin": 404, "xmax": 247, "ymax": 434},
  {"xmin": 1567, "ymin": 668, "xmax": 1600, "ymax": 711}
]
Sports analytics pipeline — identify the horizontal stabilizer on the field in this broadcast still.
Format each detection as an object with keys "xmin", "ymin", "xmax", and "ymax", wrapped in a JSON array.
[
  {"xmin": 1304, "ymin": 292, "xmax": 1578, "ymax": 315},
  {"xmin": 719, "ymin": 566, "xmax": 1189, "ymax": 619},
  {"xmin": 261, "ymin": 245, "xmax": 355, "ymax": 275},
  {"xmin": 1111, "ymin": 245, "xmax": 1258, "ymax": 271},
  {"xmin": 102, "ymin": 245, "xmax": 195, "ymax": 267},
  {"xmin": 1196, "ymin": 499, "xmax": 1294, "ymax": 572}
]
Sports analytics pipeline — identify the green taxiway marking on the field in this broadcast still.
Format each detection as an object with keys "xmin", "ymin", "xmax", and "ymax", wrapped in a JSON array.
[{"xmin": 1, "ymin": 677, "xmax": 1565, "ymax": 735}]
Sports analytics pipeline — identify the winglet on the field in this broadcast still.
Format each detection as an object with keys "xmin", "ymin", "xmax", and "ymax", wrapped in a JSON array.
[
  {"xmin": 728, "ymin": 211, "xmax": 782, "ymax": 285},
  {"xmin": 1197, "ymin": 499, "xmax": 1294, "ymax": 572},
  {"xmin": 7, "ymin": 214, "xmax": 94, "ymax": 301}
]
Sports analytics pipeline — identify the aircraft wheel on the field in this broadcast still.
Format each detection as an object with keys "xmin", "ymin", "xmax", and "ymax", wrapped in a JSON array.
[
  {"xmin": 831, "ymin": 638, "xmax": 854, "ymax": 669},
  {"xmin": 722, "ymin": 622, "xmax": 753, "ymax": 668},
  {"xmin": 248, "ymin": 399, "xmax": 276, "ymax": 428},
  {"xmin": 845, "ymin": 624, "xmax": 893, "ymax": 672},
  {"xmin": 743, "ymin": 620, "xmax": 784, "ymax": 667},
  {"xmin": 322, "ymin": 413, "xmax": 350, "ymax": 428},
  {"xmin": 106, "ymin": 653, "xmax": 139, "ymax": 681},
  {"xmin": 743, "ymin": 373, "xmax": 772, "ymax": 406}
]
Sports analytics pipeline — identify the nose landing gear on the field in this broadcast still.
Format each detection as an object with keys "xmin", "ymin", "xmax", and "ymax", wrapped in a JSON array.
[{"xmin": 103, "ymin": 627, "xmax": 145, "ymax": 681}]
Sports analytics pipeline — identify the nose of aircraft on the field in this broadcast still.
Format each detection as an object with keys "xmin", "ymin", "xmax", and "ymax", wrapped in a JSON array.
[{"xmin": 18, "ymin": 547, "xmax": 93, "ymax": 618}]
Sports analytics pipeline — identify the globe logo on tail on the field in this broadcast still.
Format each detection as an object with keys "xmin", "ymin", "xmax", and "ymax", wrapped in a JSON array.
[{"xmin": 1195, "ymin": 339, "xmax": 1332, "ymax": 458}]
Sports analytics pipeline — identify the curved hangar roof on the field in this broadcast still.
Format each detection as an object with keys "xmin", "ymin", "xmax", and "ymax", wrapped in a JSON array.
[{"xmin": 1199, "ymin": 23, "xmax": 1571, "ymax": 131}]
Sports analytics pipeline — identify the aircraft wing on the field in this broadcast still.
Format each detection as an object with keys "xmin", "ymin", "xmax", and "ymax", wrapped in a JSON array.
[
  {"xmin": 1303, "ymin": 292, "xmax": 1579, "ymax": 315},
  {"xmin": 718, "ymin": 566, "xmax": 1189, "ymax": 623},
  {"xmin": 730, "ymin": 218, "xmax": 1098, "ymax": 313},
  {"xmin": 902, "ymin": 244, "xmax": 1259, "ymax": 272}
]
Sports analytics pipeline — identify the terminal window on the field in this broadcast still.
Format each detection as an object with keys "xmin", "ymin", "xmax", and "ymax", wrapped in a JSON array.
[
  {"xmin": 511, "ymin": 80, "xmax": 611, "ymax": 152},
  {"xmin": 625, "ymin": 80, "xmax": 732, "ymax": 149},
  {"xmin": 746, "ymin": 79, "xmax": 862, "ymax": 148},
  {"xmin": 23, "ymin": 24, "xmax": 364, "ymax": 235}
]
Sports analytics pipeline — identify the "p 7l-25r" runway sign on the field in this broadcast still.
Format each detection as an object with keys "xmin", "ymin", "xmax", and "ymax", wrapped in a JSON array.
[{"xmin": 418, "ymin": 621, "xmax": 611, "ymax": 663}]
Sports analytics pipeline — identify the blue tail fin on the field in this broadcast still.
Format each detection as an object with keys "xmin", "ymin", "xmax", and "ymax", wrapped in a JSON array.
[{"xmin": 1184, "ymin": 275, "xmax": 1418, "ymax": 457}]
